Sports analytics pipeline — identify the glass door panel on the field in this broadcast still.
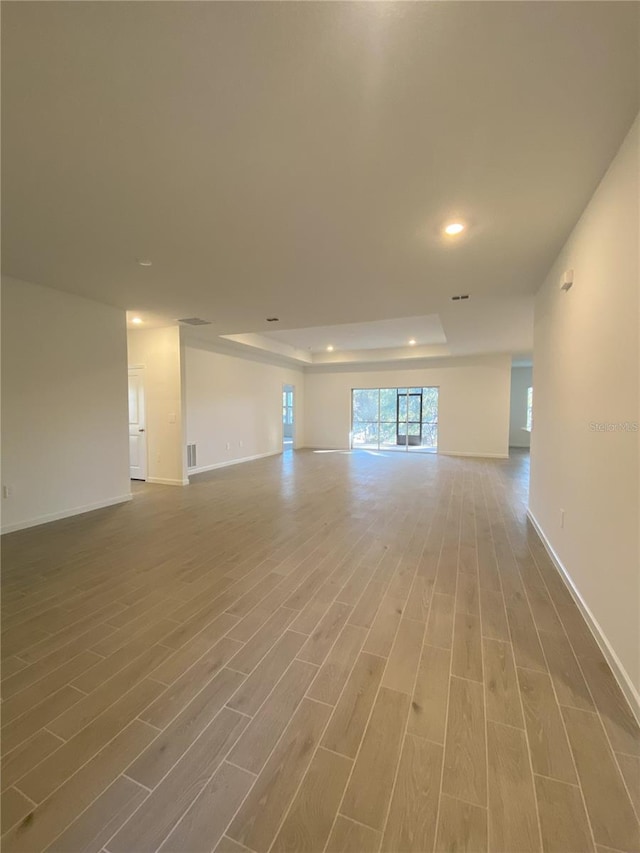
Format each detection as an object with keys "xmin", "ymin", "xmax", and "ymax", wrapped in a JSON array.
[
  {"xmin": 379, "ymin": 388, "xmax": 397, "ymax": 422},
  {"xmin": 352, "ymin": 388, "xmax": 380, "ymax": 448},
  {"xmin": 396, "ymin": 391, "xmax": 408, "ymax": 447},
  {"xmin": 379, "ymin": 422, "xmax": 397, "ymax": 449},
  {"xmin": 351, "ymin": 387, "xmax": 438, "ymax": 453},
  {"xmin": 398, "ymin": 390, "xmax": 422, "ymax": 446},
  {"xmin": 352, "ymin": 421, "xmax": 380, "ymax": 448},
  {"xmin": 408, "ymin": 394, "xmax": 422, "ymax": 421}
]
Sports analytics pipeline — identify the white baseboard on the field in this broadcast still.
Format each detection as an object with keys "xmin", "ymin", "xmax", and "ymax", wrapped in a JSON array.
[
  {"xmin": 146, "ymin": 477, "xmax": 190, "ymax": 486},
  {"xmin": 189, "ymin": 451, "xmax": 280, "ymax": 476},
  {"xmin": 527, "ymin": 508, "xmax": 640, "ymax": 724},
  {"xmin": 440, "ymin": 450, "xmax": 510, "ymax": 459},
  {"xmin": 1, "ymin": 493, "xmax": 133, "ymax": 535}
]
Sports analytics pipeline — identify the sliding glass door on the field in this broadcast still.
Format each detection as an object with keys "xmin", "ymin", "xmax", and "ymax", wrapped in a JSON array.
[{"xmin": 351, "ymin": 387, "xmax": 439, "ymax": 452}]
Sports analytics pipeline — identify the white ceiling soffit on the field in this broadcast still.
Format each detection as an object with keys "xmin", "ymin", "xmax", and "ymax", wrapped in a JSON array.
[
  {"xmin": 260, "ymin": 314, "xmax": 446, "ymax": 353},
  {"xmin": 2, "ymin": 2, "xmax": 638, "ymax": 358},
  {"xmin": 220, "ymin": 297, "xmax": 533, "ymax": 365}
]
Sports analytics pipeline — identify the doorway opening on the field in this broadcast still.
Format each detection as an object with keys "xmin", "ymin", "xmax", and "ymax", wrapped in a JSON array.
[
  {"xmin": 351, "ymin": 387, "xmax": 439, "ymax": 452},
  {"xmin": 282, "ymin": 384, "xmax": 295, "ymax": 452},
  {"xmin": 128, "ymin": 367, "xmax": 148, "ymax": 480}
]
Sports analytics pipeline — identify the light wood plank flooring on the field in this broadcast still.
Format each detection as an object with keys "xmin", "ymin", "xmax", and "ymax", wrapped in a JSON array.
[{"xmin": 1, "ymin": 449, "xmax": 639, "ymax": 852}]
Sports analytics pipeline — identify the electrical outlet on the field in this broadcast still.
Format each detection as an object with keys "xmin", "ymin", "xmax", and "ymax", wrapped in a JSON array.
[
  {"xmin": 560, "ymin": 508, "xmax": 565, "ymax": 529},
  {"xmin": 239, "ymin": 440, "xmax": 243, "ymax": 448},
  {"xmin": 2, "ymin": 485, "xmax": 10, "ymax": 499},
  {"xmin": 226, "ymin": 442, "xmax": 231, "ymax": 451}
]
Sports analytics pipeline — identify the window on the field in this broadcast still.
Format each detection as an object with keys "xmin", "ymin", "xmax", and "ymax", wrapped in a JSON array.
[
  {"xmin": 282, "ymin": 390, "xmax": 293, "ymax": 425},
  {"xmin": 351, "ymin": 387, "xmax": 438, "ymax": 452},
  {"xmin": 526, "ymin": 386, "xmax": 533, "ymax": 431}
]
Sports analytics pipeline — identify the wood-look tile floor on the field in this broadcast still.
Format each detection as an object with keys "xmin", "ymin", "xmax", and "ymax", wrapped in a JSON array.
[{"xmin": 1, "ymin": 449, "xmax": 639, "ymax": 853}]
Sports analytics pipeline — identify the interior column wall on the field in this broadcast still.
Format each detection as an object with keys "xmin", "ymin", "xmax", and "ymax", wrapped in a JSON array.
[
  {"xmin": 127, "ymin": 326, "xmax": 186, "ymax": 485},
  {"xmin": 1, "ymin": 277, "xmax": 131, "ymax": 532},
  {"xmin": 529, "ymin": 115, "xmax": 640, "ymax": 701}
]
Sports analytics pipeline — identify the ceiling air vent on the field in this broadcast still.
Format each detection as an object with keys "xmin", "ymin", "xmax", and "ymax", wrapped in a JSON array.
[
  {"xmin": 178, "ymin": 318, "xmax": 211, "ymax": 326},
  {"xmin": 451, "ymin": 295, "xmax": 470, "ymax": 301}
]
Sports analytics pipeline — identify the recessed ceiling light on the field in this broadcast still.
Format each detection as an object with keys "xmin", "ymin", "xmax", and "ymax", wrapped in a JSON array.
[
  {"xmin": 327, "ymin": 345, "xmax": 334, "ymax": 352},
  {"xmin": 131, "ymin": 317, "xmax": 143, "ymax": 325},
  {"xmin": 137, "ymin": 259, "xmax": 153, "ymax": 267},
  {"xmin": 444, "ymin": 222, "xmax": 465, "ymax": 236},
  {"xmin": 408, "ymin": 339, "xmax": 416, "ymax": 346}
]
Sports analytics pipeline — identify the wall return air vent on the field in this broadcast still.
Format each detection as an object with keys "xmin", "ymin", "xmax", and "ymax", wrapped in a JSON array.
[
  {"xmin": 187, "ymin": 443, "xmax": 197, "ymax": 468},
  {"xmin": 179, "ymin": 318, "xmax": 212, "ymax": 326}
]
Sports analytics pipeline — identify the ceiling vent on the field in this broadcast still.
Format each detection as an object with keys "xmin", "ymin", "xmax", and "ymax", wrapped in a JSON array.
[
  {"xmin": 451, "ymin": 295, "xmax": 470, "ymax": 301},
  {"xmin": 178, "ymin": 318, "xmax": 211, "ymax": 326}
]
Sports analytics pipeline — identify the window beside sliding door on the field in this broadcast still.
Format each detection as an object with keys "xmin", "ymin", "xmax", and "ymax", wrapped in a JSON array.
[{"xmin": 351, "ymin": 387, "xmax": 438, "ymax": 452}]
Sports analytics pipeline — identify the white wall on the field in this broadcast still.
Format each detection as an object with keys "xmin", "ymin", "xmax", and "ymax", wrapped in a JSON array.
[
  {"xmin": 127, "ymin": 326, "xmax": 186, "ymax": 485},
  {"xmin": 304, "ymin": 354, "xmax": 512, "ymax": 457},
  {"xmin": 185, "ymin": 340, "xmax": 305, "ymax": 473},
  {"xmin": 1, "ymin": 277, "xmax": 130, "ymax": 532},
  {"xmin": 509, "ymin": 366, "xmax": 532, "ymax": 448},
  {"xmin": 529, "ymin": 116, "xmax": 639, "ymax": 701}
]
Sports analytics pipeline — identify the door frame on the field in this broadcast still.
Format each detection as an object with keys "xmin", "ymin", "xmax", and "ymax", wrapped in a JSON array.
[
  {"xmin": 396, "ymin": 388, "xmax": 423, "ymax": 446},
  {"xmin": 128, "ymin": 365, "xmax": 148, "ymax": 480},
  {"xmin": 282, "ymin": 383, "xmax": 295, "ymax": 450},
  {"xmin": 350, "ymin": 386, "xmax": 439, "ymax": 453}
]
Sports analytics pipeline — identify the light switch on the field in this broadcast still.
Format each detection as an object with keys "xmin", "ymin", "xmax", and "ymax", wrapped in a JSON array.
[{"xmin": 168, "ymin": 412, "xmax": 176, "ymax": 424}]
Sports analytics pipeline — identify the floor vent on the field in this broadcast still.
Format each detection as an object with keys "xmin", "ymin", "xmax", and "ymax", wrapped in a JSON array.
[{"xmin": 187, "ymin": 444, "xmax": 197, "ymax": 468}]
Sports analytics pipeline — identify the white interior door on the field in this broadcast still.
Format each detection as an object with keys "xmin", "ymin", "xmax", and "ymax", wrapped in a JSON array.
[{"xmin": 128, "ymin": 368, "xmax": 147, "ymax": 480}]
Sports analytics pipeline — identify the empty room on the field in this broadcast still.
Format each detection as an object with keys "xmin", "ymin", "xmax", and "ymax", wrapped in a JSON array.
[{"xmin": 1, "ymin": 2, "xmax": 639, "ymax": 852}]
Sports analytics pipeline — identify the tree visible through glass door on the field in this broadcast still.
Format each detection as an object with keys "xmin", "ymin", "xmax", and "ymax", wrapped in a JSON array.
[{"xmin": 351, "ymin": 387, "xmax": 438, "ymax": 452}]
